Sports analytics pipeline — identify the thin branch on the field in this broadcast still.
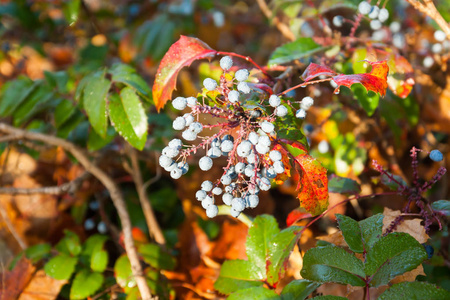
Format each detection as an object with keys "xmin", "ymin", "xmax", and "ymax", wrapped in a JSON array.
[
  {"xmin": 126, "ymin": 145, "xmax": 166, "ymax": 245},
  {"xmin": 406, "ymin": 0, "xmax": 450, "ymax": 40},
  {"xmin": 0, "ymin": 123, "xmax": 154, "ymax": 300},
  {"xmin": 0, "ymin": 203, "xmax": 27, "ymax": 250},
  {"xmin": 255, "ymin": 0, "xmax": 296, "ymax": 42}
]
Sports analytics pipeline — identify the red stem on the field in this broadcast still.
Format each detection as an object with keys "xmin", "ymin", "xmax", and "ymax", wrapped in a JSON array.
[{"xmin": 217, "ymin": 51, "xmax": 273, "ymax": 80}]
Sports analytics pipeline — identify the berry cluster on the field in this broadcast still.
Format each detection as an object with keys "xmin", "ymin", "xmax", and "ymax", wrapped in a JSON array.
[
  {"xmin": 358, "ymin": 1, "xmax": 389, "ymax": 31},
  {"xmin": 159, "ymin": 56, "xmax": 314, "ymax": 218}
]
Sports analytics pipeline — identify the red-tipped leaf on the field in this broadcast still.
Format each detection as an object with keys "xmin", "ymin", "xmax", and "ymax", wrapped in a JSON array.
[{"xmin": 301, "ymin": 63, "xmax": 336, "ymax": 82}]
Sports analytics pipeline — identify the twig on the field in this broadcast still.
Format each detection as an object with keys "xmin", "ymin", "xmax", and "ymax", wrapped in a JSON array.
[
  {"xmin": 255, "ymin": 0, "xmax": 296, "ymax": 42},
  {"xmin": 406, "ymin": 0, "xmax": 450, "ymax": 40},
  {"xmin": 126, "ymin": 145, "xmax": 166, "ymax": 245},
  {"xmin": 0, "ymin": 123, "xmax": 154, "ymax": 300},
  {"xmin": 0, "ymin": 202, "xmax": 27, "ymax": 250}
]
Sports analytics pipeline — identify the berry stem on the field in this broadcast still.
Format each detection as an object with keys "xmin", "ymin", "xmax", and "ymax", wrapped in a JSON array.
[
  {"xmin": 217, "ymin": 51, "xmax": 274, "ymax": 81},
  {"xmin": 279, "ymin": 78, "xmax": 332, "ymax": 96}
]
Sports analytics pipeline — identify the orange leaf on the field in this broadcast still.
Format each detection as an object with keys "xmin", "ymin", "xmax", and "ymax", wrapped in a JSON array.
[
  {"xmin": 0, "ymin": 258, "xmax": 35, "ymax": 299},
  {"xmin": 386, "ymin": 54, "xmax": 414, "ymax": 98},
  {"xmin": 301, "ymin": 63, "xmax": 337, "ymax": 82},
  {"xmin": 152, "ymin": 36, "xmax": 217, "ymax": 111}
]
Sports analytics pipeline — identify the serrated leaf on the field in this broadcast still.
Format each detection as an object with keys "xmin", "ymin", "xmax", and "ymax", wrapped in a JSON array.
[
  {"xmin": 267, "ymin": 226, "xmax": 302, "ymax": 285},
  {"xmin": 0, "ymin": 76, "xmax": 37, "ymax": 117},
  {"xmin": 108, "ymin": 92, "xmax": 147, "ymax": 150},
  {"xmin": 335, "ymin": 214, "xmax": 364, "ymax": 253},
  {"xmin": 268, "ymin": 38, "xmax": 324, "ymax": 66},
  {"xmin": 431, "ymin": 200, "xmax": 450, "ymax": 216},
  {"xmin": 70, "ymin": 269, "xmax": 104, "ymax": 299},
  {"xmin": 280, "ymin": 279, "xmax": 320, "ymax": 300},
  {"xmin": 55, "ymin": 230, "xmax": 82, "ymax": 256},
  {"xmin": 328, "ymin": 175, "xmax": 361, "ymax": 195},
  {"xmin": 114, "ymin": 254, "xmax": 136, "ymax": 289},
  {"xmin": 214, "ymin": 260, "xmax": 264, "ymax": 295},
  {"xmin": 13, "ymin": 83, "xmax": 54, "ymax": 126},
  {"xmin": 228, "ymin": 287, "xmax": 280, "ymax": 300},
  {"xmin": 44, "ymin": 254, "xmax": 78, "ymax": 280},
  {"xmin": 246, "ymin": 215, "xmax": 280, "ymax": 278},
  {"xmin": 352, "ymin": 83, "xmax": 380, "ymax": 116},
  {"xmin": 301, "ymin": 63, "xmax": 336, "ymax": 82},
  {"xmin": 138, "ymin": 243, "xmax": 176, "ymax": 270},
  {"xmin": 83, "ymin": 70, "xmax": 111, "ymax": 138},
  {"xmin": 300, "ymin": 245, "xmax": 365, "ymax": 286},
  {"xmin": 110, "ymin": 63, "xmax": 152, "ymax": 102},
  {"xmin": 54, "ymin": 99, "xmax": 76, "ymax": 128},
  {"xmin": 24, "ymin": 243, "xmax": 51, "ymax": 263},
  {"xmin": 378, "ymin": 281, "xmax": 450, "ymax": 300},
  {"xmin": 152, "ymin": 35, "xmax": 217, "ymax": 111},
  {"xmin": 365, "ymin": 232, "xmax": 428, "ymax": 287}
]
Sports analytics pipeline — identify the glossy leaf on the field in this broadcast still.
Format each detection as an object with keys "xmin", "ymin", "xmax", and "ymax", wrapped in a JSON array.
[
  {"xmin": 114, "ymin": 254, "xmax": 136, "ymax": 289},
  {"xmin": 431, "ymin": 200, "xmax": 450, "ymax": 216},
  {"xmin": 352, "ymin": 83, "xmax": 380, "ymax": 116},
  {"xmin": 358, "ymin": 214, "xmax": 384, "ymax": 249},
  {"xmin": 336, "ymin": 214, "xmax": 364, "ymax": 253},
  {"xmin": 82, "ymin": 70, "xmax": 111, "ymax": 138},
  {"xmin": 267, "ymin": 226, "xmax": 302, "ymax": 285},
  {"xmin": 280, "ymin": 279, "xmax": 321, "ymax": 300},
  {"xmin": 91, "ymin": 249, "xmax": 108, "ymax": 273},
  {"xmin": 228, "ymin": 287, "xmax": 280, "ymax": 300},
  {"xmin": 214, "ymin": 260, "xmax": 264, "ymax": 295},
  {"xmin": 311, "ymin": 296, "xmax": 348, "ymax": 300},
  {"xmin": 301, "ymin": 63, "xmax": 336, "ymax": 82},
  {"xmin": 378, "ymin": 281, "xmax": 450, "ymax": 300},
  {"xmin": 108, "ymin": 92, "xmax": 147, "ymax": 150},
  {"xmin": 300, "ymin": 245, "xmax": 365, "ymax": 286},
  {"xmin": 268, "ymin": 38, "xmax": 324, "ymax": 66},
  {"xmin": 87, "ymin": 126, "xmax": 116, "ymax": 151},
  {"xmin": 62, "ymin": 0, "xmax": 81, "ymax": 26},
  {"xmin": 44, "ymin": 254, "xmax": 78, "ymax": 280},
  {"xmin": 55, "ymin": 230, "xmax": 82, "ymax": 256},
  {"xmin": 70, "ymin": 269, "xmax": 104, "ymax": 299},
  {"xmin": 286, "ymin": 208, "xmax": 312, "ymax": 227},
  {"xmin": 365, "ymin": 232, "xmax": 428, "ymax": 287},
  {"xmin": 13, "ymin": 83, "xmax": 54, "ymax": 126},
  {"xmin": 44, "ymin": 70, "xmax": 69, "ymax": 93},
  {"xmin": 110, "ymin": 63, "xmax": 152, "ymax": 102},
  {"xmin": 152, "ymin": 35, "xmax": 217, "ymax": 111},
  {"xmin": 0, "ymin": 75, "xmax": 37, "ymax": 117},
  {"xmin": 246, "ymin": 215, "xmax": 280, "ymax": 278},
  {"xmin": 380, "ymin": 173, "xmax": 407, "ymax": 191},
  {"xmin": 24, "ymin": 243, "xmax": 51, "ymax": 263},
  {"xmin": 54, "ymin": 99, "xmax": 76, "ymax": 128},
  {"xmin": 138, "ymin": 243, "xmax": 176, "ymax": 270},
  {"xmin": 328, "ymin": 175, "xmax": 361, "ymax": 195}
]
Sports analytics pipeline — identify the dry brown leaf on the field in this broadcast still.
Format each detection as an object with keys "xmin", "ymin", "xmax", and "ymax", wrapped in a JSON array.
[
  {"xmin": 0, "ymin": 257, "xmax": 35, "ymax": 299},
  {"xmin": 18, "ymin": 269, "xmax": 67, "ymax": 300},
  {"xmin": 382, "ymin": 207, "xmax": 429, "ymax": 243},
  {"xmin": 317, "ymin": 231, "xmax": 347, "ymax": 247}
]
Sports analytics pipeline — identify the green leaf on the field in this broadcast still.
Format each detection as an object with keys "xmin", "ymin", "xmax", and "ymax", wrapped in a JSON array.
[
  {"xmin": 24, "ymin": 243, "xmax": 51, "ymax": 263},
  {"xmin": 280, "ymin": 279, "xmax": 321, "ymax": 300},
  {"xmin": 82, "ymin": 70, "xmax": 111, "ymax": 138},
  {"xmin": 311, "ymin": 296, "xmax": 348, "ymax": 300},
  {"xmin": 114, "ymin": 254, "xmax": 136, "ymax": 289},
  {"xmin": 56, "ymin": 111, "xmax": 85, "ymax": 139},
  {"xmin": 70, "ymin": 269, "xmax": 104, "ymax": 299},
  {"xmin": 44, "ymin": 254, "xmax": 78, "ymax": 280},
  {"xmin": 431, "ymin": 200, "xmax": 450, "ymax": 216},
  {"xmin": 0, "ymin": 76, "xmax": 37, "ymax": 117},
  {"xmin": 359, "ymin": 214, "xmax": 384, "ymax": 249},
  {"xmin": 380, "ymin": 173, "xmax": 407, "ymax": 191},
  {"xmin": 13, "ymin": 83, "xmax": 54, "ymax": 126},
  {"xmin": 365, "ymin": 232, "xmax": 428, "ymax": 287},
  {"xmin": 378, "ymin": 281, "xmax": 450, "ymax": 300},
  {"xmin": 110, "ymin": 63, "xmax": 152, "ymax": 102},
  {"xmin": 55, "ymin": 230, "xmax": 82, "ymax": 256},
  {"xmin": 214, "ymin": 260, "xmax": 264, "ymax": 295},
  {"xmin": 300, "ymin": 245, "xmax": 365, "ymax": 286},
  {"xmin": 267, "ymin": 226, "xmax": 302, "ymax": 285},
  {"xmin": 228, "ymin": 287, "xmax": 280, "ymax": 300},
  {"xmin": 268, "ymin": 38, "xmax": 324, "ymax": 66},
  {"xmin": 328, "ymin": 176, "xmax": 361, "ymax": 195},
  {"xmin": 352, "ymin": 83, "xmax": 379, "ymax": 116},
  {"xmin": 108, "ymin": 92, "xmax": 147, "ymax": 150},
  {"xmin": 62, "ymin": 0, "xmax": 81, "ymax": 26},
  {"xmin": 138, "ymin": 243, "xmax": 176, "ymax": 270},
  {"xmin": 87, "ymin": 126, "xmax": 116, "ymax": 151},
  {"xmin": 44, "ymin": 70, "xmax": 69, "ymax": 93},
  {"xmin": 91, "ymin": 249, "xmax": 108, "ymax": 273},
  {"xmin": 246, "ymin": 215, "xmax": 280, "ymax": 278},
  {"xmin": 83, "ymin": 234, "xmax": 108, "ymax": 256},
  {"xmin": 54, "ymin": 99, "xmax": 76, "ymax": 128},
  {"xmin": 336, "ymin": 214, "xmax": 364, "ymax": 253}
]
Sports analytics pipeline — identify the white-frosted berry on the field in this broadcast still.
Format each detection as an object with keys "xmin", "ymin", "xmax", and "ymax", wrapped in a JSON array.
[
  {"xmin": 159, "ymin": 155, "xmax": 172, "ymax": 168},
  {"xmin": 235, "ymin": 162, "xmax": 246, "ymax": 174},
  {"xmin": 183, "ymin": 113, "xmax": 195, "ymax": 126},
  {"xmin": 393, "ymin": 33, "xmax": 405, "ymax": 48},
  {"xmin": 201, "ymin": 180, "xmax": 213, "ymax": 192},
  {"xmin": 389, "ymin": 22, "xmax": 401, "ymax": 33},
  {"xmin": 222, "ymin": 134, "xmax": 234, "ymax": 142},
  {"xmin": 206, "ymin": 205, "xmax": 219, "ymax": 218},
  {"xmin": 186, "ymin": 96, "xmax": 198, "ymax": 107},
  {"xmin": 169, "ymin": 138, "xmax": 182, "ymax": 150},
  {"xmin": 423, "ymin": 56, "xmax": 434, "ymax": 68},
  {"xmin": 228, "ymin": 90, "xmax": 240, "ymax": 103},
  {"xmin": 296, "ymin": 109, "xmax": 306, "ymax": 119},
  {"xmin": 269, "ymin": 94, "xmax": 281, "ymax": 107},
  {"xmin": 368, "ymin": 6, "xmax": 379, "ymax": 19},
  {"xmin": 172, "ymin": 116, "xmax": 186, "ymax": 130},
  {"xmin": 370, "ymin": 20, "xmax": 382, "ymax": 30},
  {"xmin": 189, "ymin": 122, "xmax": 203, "ymax": 134},
  {"xmin": 255, "ymin": 143, "xmax": 270, "ymax": 155},
  {"xmin": 182, "ymin": 129, "xmax": 197, "ymax": 141},
  {"xmin": 237, "ymin": 82, "xmax": 251, "ymax": 94},
  {"xmin": 248, "ymin": 195, "xmax": 259, "ymax": 208},
  {"xmin": 199, "ymin": 156, "xmax": 213, "ymax": 171},
  {"xmin": 220, "ymin": 140, "xmax": 234, "ymax": 152},
  {"xmin": 248, "ymin": 132, "xmax": 259, "ymax": 145},
  {"xmin": 207, "ymin": 147, "xmax": 222, "ymax": 158},
  {"xmin": 212, "ymin": 187, "xmax": 223, "ymax": 195},
  {"xmin": 258, "ymin": 135, "xmax": 271, "ymax": 147},
  {"xmin": 301, "ymin": 97, "xmax": 314, "ymax": 110},
  {"xmin": 259, "ymin": 177, "xmax": 271, "ymax": 191},
  {"xmin": 333, "ymin": 15, "xmax": 344, "ymax": 27},
  {"xmin": 221, "ymin": 174, "xmax": 232, "ymax": 185},
  {"xmin": 358, "ymin": 1, "xmax": 371, "ymax": 15},
  {"xmin": 222, "ymin": 193, "xmax": 233, "ymax": 205},
  {"xmin": 434, "ymin": 30, "xmax": 446, "ymax": 42},
  {"xmin": 211, "ymin": 137, "xmax": 221, "ymax": 147},
  {"xmin": 203, "ymin": 78, "xmax": 217, "ymax": 91},
  {"xmin": 244, "ymin": 164, "xmax": 255, "ymax": 177},
  {"xmin": 430, "ymin": 150, "xmax": 443, "ymax": 162},
  {"xmin": 248, "ymin": 183, "xmax": 260, "ymax": 195},
  {"xmin": 237, "ymin": 140, "xmax": 252, "ymax": 157},
  {"xmin": 172, "ymin": 97, "xmax": 187, "ymax": 110},
  {"xmin": 202, "ymin": 196, "xmax": 214, "ymax": 209},
  {"xmin": 230, "ymin": 207, "xmax": 241, "ymax": 218},
  {"xmin": 269, "ymin": 150, "xmax": 282, "ymax": 162},
  {"xmin": 231, "ymin": 197, "xmax": 246, "ymax": 212},
  {"xmin": 196, "ymin": 190, "xmax": 207, "ymax": 201},
  {"xmin": 162, "ymin": 146, "xmax": 178, "ymax": 158},
  {"xmin": 178, "ymin": 161, "xmax": 189, "ymax": 174},
  {"xmin": 246, "ymin": 151, "xmax": 259, "ymax": 164},
  {"xmin": 235, "ymin": 69, "xmax": 249, "ymax": 81},
  {"xmin": 273, "ymin": 161, "xmax": 285, "ymax": 174},
  {"xmin": 265, "ymin": 167, "xmax": 277, "ymax": 179},
  {"xmin": 170, "ymin": 168, "xmax": 182, "ymax": 179},
  {"xmin": 432, "ymin": 43, "xmax": 443, "ymax": 54},
  {"xmin": 164, "ymin": 161, "xmax": 177, "ymax": 172},
  {"xmin": 275, "ymin": 105, "xmax": 288, "ymax": 117},
  {"xmin": 378, "ymin": 8, "xmax": 389, "ymax": 22},
  {"xmin": 261, "ymin": 121, "xmax": 275, "ymax": 133},
  {"xmin": 225, "ymin": 183, "xmax": 237, "ymax": 193},
  {"xmin": 220, "ymin": 56, "xmax": 233, "ymax": 70}
]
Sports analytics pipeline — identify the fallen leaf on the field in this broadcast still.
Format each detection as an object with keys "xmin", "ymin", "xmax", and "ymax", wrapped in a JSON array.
[
  {"xmin": 18, "ymin": 269, "xmax": 67, "ymax": 300},
  {"xmin": 0, "ymin": 257, "xmax": 35, "ymax": 299},
  {"xmin": 382, "ymin": 207, "xmax": 429, "ymax": 243}
]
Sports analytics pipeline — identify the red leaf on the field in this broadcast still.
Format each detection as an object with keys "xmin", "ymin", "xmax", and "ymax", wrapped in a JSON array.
[
  {"xmin": 333, "ymin": 60, "xmax": 389, "ymax": 96},
  {"xmin": 301, "ymin": 63, "xmax": 336, "ymax": 82},
  {"xmin": 387, "ymin": 54, "xmax": 414, "ymax": 98},
  {"xmin": 152, "ymin": 36, "xmax": 217, "ymax": 111},
  {"xmin": 0, "ymin": 257, "xmax": 35, "ymax": 299},
  {"xmin": 286, "ymin": 208, "xmax": 312, "ymax": 226}
]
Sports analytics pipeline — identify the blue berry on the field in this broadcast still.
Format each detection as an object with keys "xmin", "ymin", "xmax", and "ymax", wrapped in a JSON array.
[
  {"xmin": 333, "ymin": 15, "xmax": 344, "ymax": 27},
  {"xmin": 222, "ymin": 193, "xmax": 233, "ymax": 205},
  {"xmin": 378, "ymin": 8, "xmax": 389, "ymax": 22},
  {"xmin": 169, "ymin": 138, "xmax": 182, "ymax": 150},
  {"xmin": 237, "ymin": 82, "xmax": 250, "ymax": 94},
  {"xmin": 178, "ymin": 162, "xmax": 189, "ymax": 174},
  {"xmin": 258, "ymin": 135, "xmax": 271, "ymax": 147},
  {"xmin": 296, "ymin": 109, "xmax": 306, "ymax": 119},
  {"xmin": 269, "ymin": 94, "xmax": 281, "ymax": 107},
  {"xmin": 212, "ymin": 187, "xmax": 223, "ymax": 195},
  {"xmin": 430, "ymin": 150, "xmax": 443, "ymax": 162},
  {"xmin": 259, "ymin": 177, "xmax": 271, "ymax": 191},
  {"xmin": 248, "ymin": 195, "xmax": 259, "ymax": 208},
  {"xmin": 231, "ymin": 197, "xmax": 246, "ymax": 212},
  {"xmin": 196, "ymin": 190, "xmax": 207, "ymax": 201},
  {"xmin": 183, "ymin": 113, "xmax": 194, "ymax": 126},
  {"xmin": 220, "ymin": 140, "xmax": 234, "ymax": 152},
  {"xmin": 202, "ymin": 196, "xmax": 214, "ymax": 209},
  {"xmin": 230, "ymin": 207, "xmax": 241, "ymax": 218},
  {"xmin": 201, "ymin": 180, "xmax": 213, "ymax": 191},
  {"xmin": 182, "ymin": 129, "xmax": 197, "ymax": 141},
  {"xmin": 275, "ymin": 105, "xmax": 288, "ymax": 117},
  {"xmin": 235, "ymin": 69, "xmax": 249, "ymax": 82},
  {"xmin": 273, "ymin": 161, "xmax": 285, "ymax": 174},
  {"xmin": 235, "ymin": 162, "xmax": 246, "ymax": 174},
  {"xmin": 159, "ymin": 155, "xmax": 172, "ymax": 168},
  {"xmin": 300, "ymin": 97, "xmax": 314, "ymax": 110},
  {"xmin": 368, "ymin": 6, "xmax": 380, "ymax": 19},
  {"xmin": 189, "ymin": 122, "xmax": 203, "ymax": 134},
  {"xmin": 221, "ymin": 174, "xmax": 232, "ymax": 185},
  {"xmin": 269, "ymin": 150, "xmax": 282, "ymax": 162},
  {"xmin": 248, "ymin": 132, "xmax": 259, "ymax": 145},
  {"xmin": 237, "ymin": 140, "xmax": 252, "ymax": 157},
  {"xmin": 207, "ymin": 147, "xmax": 222, "ymax": 158},
  {"xmin": 186, "ymin": 96, "xmax": 198, "ymax": 107},
  {"xmin": 228, "ymin": 90, "xmax": 240, "ymax": 103},
  {"xmin": 170, "ymin": 168, "xmax": 182, "ymax": 179},
  {"xmin": 173, "ymin": 117, "xmax": 186, "ymax": 130},
  {"xmin": 220, "ymin": 56, "xmax": 233, "ymax": 70},
  {"xmin": 265, "ymin": 167, "xmax": 277, "ymax": 179},
  {"xmin": 162, "ymin": 146, "xmax": 178, "ymax": 158},
  {"xmin": 203, "ymin": 78, "xmax": 217, "ymax": 91},
  {"xmin": 358, "ymin": 1, "xmax": 371, "ymax": 15},
  {"xmin": 206, "ymin": 204, "xmax": 219, "ymax": 218},
  {"xmin": 199, "ymin": 156, "xmax": 213, "ymax": 171},
  {"xmin": 255, "ymin": 143, "xmax": 270, "ymax": 155},
  {"xmin": 261, "ymin": 121, "xmax": 275, "ymax": 133},
  {"xmin": 164, "ymin": 161, "xmax": 177, "ymax": 172},
  {"xmin": 172, "ymin": 97, "xmax": 187, "ymax": 110}
]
